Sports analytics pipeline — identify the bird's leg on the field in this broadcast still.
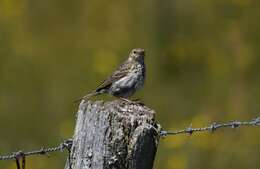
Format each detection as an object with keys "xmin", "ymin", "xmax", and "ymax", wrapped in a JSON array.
[
  {"xmin": 118, "ymin": 97, "xmax": 144, "ymax": 105},
  {"xmin": 119, "ymin": 97, "xmax": 132, "ymax": 103}
]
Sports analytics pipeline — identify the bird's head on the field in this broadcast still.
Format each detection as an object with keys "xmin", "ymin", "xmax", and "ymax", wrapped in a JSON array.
[{"xmin": 128, "ymin": 48, "xmax": 145, "ymax": 63}]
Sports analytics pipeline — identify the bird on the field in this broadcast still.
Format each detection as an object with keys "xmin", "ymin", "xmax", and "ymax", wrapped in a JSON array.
[{"xmin": 75, "ymin": 48, "xmax": 146, "ymax": 103}]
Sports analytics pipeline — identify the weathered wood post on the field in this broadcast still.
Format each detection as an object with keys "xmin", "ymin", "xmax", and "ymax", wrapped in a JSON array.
[{"xmin": 65, "ymin": 100, "xmax": 160, "ymax": 169}]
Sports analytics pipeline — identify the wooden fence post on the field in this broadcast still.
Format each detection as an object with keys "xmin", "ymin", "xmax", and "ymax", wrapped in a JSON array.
[{"xmin": 65, "ymin": 100, "xmax": 160, "ymax": 169}]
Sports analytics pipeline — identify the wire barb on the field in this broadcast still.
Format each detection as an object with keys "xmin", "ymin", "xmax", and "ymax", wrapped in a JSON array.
[
  {"xmin": 160, "ymin": 116, "xmax": 260, "ymax": 136},
  {"xmin": 13, "ymin": 151, "xmax": 26, "ymax": 169},
  {"xmin": 0, "ymin": 139, "xmax": 72, "ymax": 161}
]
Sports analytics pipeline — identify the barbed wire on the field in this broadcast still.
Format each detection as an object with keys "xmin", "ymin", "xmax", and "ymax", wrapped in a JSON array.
[
  {"xmin": 0, "ymin": 117, "xmax": 259, "ymax": 169},
  {"xmin": 0, "ymin": 139, "xmax": 72, "ymax": 169},
  {"xmin": 160, "ymin": 116, "xmax": 260, "ymax": 136},
  {"xmin": 0, "ymin": 139, "xmax": 72, "ymax": 161}
]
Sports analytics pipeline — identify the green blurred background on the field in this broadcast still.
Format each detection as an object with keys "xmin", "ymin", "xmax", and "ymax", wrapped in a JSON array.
[{"xmin": 0, "ymin": 0, "xmax": 260, "ymax": 169}]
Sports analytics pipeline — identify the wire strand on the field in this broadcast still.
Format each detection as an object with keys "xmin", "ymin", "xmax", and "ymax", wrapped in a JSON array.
[
  {"xmin": 0, "ymin": 139, "xmax": 72, "ymax": 161},
  {"xmin": 160, "ymin": 116, "xmax": 260, "ymax": 136}
]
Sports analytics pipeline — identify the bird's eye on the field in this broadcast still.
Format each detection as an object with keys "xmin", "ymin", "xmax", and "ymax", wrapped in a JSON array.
[{"xmin": 133, "ymin": 51, "xmax": 137, "ymax": 54}]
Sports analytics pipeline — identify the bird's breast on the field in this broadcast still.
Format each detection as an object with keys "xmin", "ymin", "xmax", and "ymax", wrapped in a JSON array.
[{"xmin": 109, "ymin": 62, "xmax": 145, "ymax": 98}]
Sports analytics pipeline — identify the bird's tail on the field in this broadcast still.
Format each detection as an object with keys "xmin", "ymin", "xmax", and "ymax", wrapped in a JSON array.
[{"xmin": 74, "ymin": 91, "xmax": 101, "ymax": 103}]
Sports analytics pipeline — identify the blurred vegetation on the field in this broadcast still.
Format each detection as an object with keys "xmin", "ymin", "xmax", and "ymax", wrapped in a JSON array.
[{"xmin": 0, "ymin": 0, "xmax": 260, "ymax": 169}]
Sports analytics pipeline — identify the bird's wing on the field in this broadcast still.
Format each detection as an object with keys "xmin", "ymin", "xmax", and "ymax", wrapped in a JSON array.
[{"xmin": 95, "ymin": 61, "xmax": 130, "ymax": 92}]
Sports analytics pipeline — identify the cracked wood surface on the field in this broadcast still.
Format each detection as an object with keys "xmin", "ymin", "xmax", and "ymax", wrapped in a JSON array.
[{"xmin": 65, "ymin": 100, "xmax": 160, "ymax": 169}]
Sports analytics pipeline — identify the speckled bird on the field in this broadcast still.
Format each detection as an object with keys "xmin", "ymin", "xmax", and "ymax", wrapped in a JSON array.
[{"xmin": 75, "ymin": 48, "xmax": 146, "ymax": 103}]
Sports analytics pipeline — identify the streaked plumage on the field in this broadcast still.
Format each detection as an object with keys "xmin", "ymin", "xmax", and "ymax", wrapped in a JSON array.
[{"xmin": 75, "ymin": 48, "xmax": 146, "ymax": 103}]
